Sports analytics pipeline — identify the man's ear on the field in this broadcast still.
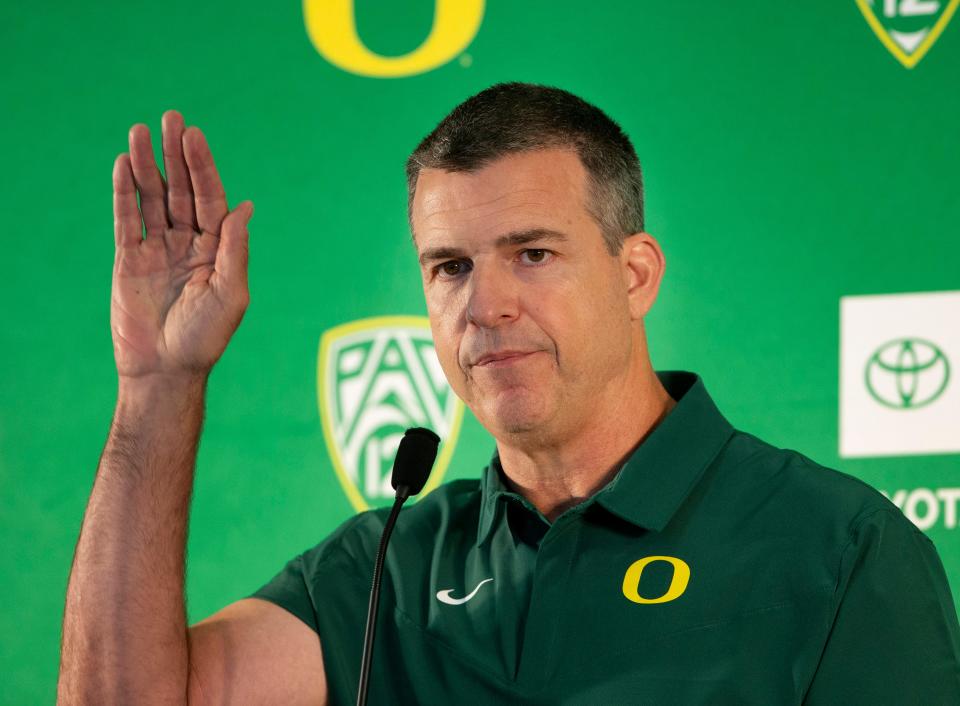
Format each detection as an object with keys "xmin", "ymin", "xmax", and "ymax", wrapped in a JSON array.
[{"xmin": 620, "ymin": 232, "xmax": 666, "ymax": 320}]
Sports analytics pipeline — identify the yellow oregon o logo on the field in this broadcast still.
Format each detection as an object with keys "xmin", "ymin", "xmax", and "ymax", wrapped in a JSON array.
[
  {"xmin": 303, "ymin": 0, "xmax": 485, "ymax": 78},
  {"xmin": 622, "ymin": 556, "xmax": 691, "ymax": 605}
]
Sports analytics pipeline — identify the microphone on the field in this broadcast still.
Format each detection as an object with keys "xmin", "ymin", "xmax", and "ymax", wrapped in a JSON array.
[
  {"xmin": 356, "ymin": 427, "xmax": 440, "ymax": 706},
  {"xmin": 390, "ymin": 426, "xmax": 439, "ymax": 500}
]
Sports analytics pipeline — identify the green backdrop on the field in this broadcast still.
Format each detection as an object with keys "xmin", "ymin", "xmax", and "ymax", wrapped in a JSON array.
[{"xmin": 2, "ymin": 1, "xmax": 958, "ymax": 702}]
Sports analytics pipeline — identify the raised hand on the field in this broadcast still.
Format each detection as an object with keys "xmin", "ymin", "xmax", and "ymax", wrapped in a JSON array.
[{"xmin": 111, "ymin": 111, "xmax": 253, "ymax": 381}]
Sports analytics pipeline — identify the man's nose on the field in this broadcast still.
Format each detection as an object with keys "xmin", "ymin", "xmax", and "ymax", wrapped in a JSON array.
[{"xmin": 465, "ymin": 262, "xmax": 519, "ymax": 328}]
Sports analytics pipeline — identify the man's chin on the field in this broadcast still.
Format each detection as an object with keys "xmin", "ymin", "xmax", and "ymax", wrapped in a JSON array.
[{"xmin": 478, "ymin": 392, "xmax": 551, "ymax": 437}]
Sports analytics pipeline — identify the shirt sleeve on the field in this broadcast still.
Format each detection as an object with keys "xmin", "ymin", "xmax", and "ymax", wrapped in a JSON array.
[
  {"xmin": 248, "ymin": 512, "xmax": 375, "ymax": 634},
  {"xmin": 803, "ymin": 508, "xmax": 960, "ymax": 705},
  {"xmin": 247, "ymin": 512, "xmax": 386, "ymax": 705},
  {"xmin": 249, "ymin": 552, "xmax": 320, "ymax": 633}
]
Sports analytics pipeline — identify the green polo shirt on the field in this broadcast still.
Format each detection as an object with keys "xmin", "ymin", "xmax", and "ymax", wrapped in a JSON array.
[{"xmin": 251, "ymin": 371, "xmax": 960, "ymax": 704}]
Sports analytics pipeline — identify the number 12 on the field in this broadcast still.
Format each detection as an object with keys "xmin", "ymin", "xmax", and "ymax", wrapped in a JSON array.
[{"xmin": 883, "ymin": 0, "xmax": 941, "ymax": 17}]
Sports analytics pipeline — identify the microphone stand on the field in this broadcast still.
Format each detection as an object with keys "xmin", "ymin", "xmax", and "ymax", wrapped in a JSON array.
[
  {"xmin": 355, "ymin": 426, "xmax": 438, "ymax": 705},
  {"xmin": 356, "ymin": 486, "xmax": 411, "ymax": 706}
]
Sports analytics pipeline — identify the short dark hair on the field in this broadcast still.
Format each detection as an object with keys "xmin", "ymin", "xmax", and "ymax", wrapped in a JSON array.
[{"xmin": 405, "ymin": 82, "xmax": 644, "ymax": 255}]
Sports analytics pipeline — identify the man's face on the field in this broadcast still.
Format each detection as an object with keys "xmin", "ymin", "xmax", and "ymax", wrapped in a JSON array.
[{"xmin": 412, "ymin": 148, "xmax": 642, "ymax": 442}]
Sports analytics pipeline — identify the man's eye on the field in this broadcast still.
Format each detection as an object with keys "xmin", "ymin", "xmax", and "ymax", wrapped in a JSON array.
[
  {"xmin": 438, "ymin": 260, "xmax": 468, "ymax": 277},
  {"xmin": 520, "ymin": 249, "xmax": 551, "ymax": 264}
]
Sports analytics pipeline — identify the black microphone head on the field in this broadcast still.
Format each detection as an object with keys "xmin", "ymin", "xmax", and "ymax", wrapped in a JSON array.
[{"xmin": 391, "ymin": 427, "xmax": 440, "ymax": 497}]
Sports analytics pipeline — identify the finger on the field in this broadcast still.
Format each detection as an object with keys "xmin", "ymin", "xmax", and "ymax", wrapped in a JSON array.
[
  {"xmin": 113, "ymin": 153, "xmax": 142, "ymax": 247},
  {"xmin": 161, "ymin": 110, "xmax": 197, "ymax": 230},
  {"xmin": 182, "ymin": 127, "xmax": 228, "ymax": 236},
  {"xmin": 214, "ymin": 201, "xmax": 254, "ymax": 294},
  {"xmin": 128, "ymin": 124, "xmax": 169, "ymax": 238}
]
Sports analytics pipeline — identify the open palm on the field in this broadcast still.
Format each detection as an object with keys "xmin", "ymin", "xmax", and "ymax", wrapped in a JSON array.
[{"xmin": 111, "ymin": 111, "xmax": 253, "ymax": 380}]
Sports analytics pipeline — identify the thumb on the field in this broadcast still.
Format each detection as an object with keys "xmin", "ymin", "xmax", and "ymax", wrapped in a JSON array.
[{"xmin": 215, "ymin": 200, "xmax": 253, "ymax": 295}]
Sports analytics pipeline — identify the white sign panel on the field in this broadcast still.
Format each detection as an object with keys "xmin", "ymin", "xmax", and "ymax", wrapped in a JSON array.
[{"xmin": 840, "ymin": 290, "xmax": 959, "ymax": 457}]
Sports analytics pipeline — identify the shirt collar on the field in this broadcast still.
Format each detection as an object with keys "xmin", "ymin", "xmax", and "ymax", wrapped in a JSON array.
[
  {"xmin": 476, "ymin": 370, "xmax": 734, "ymax": 547},
  {"xmin": 476, "ymin": 450, "xmax": 521, "ymax": 547}
]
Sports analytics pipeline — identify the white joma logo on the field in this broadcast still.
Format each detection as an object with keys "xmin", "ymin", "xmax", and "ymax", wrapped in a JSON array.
[{"xmin": 436, "ymin": 578, "xmax": 494, "ymax": 605}]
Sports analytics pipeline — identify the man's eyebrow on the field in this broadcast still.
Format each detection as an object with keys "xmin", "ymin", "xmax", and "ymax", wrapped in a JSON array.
[
  {"xmin": 418, "ymin": 246, "xmax": 466, "ymax": 267},
  {"xmin": 418, "ymin": 228, "xmax": 569, "ymax": 267},
  {"xmin": 495, "ymin": 228, "xmax": 569, "ymax": 248}
]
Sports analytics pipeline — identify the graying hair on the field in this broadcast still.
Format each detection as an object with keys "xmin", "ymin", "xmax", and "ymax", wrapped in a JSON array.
[{"xmin": 405, "ymin": 82, "xmax": 644, "ymax": 255}]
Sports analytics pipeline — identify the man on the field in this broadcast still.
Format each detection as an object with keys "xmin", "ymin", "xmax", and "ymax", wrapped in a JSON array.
[{"xmin": 59, "ymin": 83, "xmax": 960, "ymax": 704}]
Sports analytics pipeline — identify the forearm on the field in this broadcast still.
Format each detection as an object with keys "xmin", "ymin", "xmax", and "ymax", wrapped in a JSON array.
[{"xmin": 58, "ymin": 374, "xmax": 208, "ymax": 705}]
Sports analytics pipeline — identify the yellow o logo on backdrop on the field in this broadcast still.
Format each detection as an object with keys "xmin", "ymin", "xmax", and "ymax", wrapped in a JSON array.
[
  {"xmin": 622, "ymin": 556, "xmax": 691, "ymax": 604},
  {"xmin": 304, "ymin": 0, "xmax": 485, "ymax": 78}
]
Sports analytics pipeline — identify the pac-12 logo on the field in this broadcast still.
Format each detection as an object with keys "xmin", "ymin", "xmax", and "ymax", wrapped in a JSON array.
[
  {"xmin": 857, "ymin": 0, "xmax": 958, "ymax": 67},
  {"xmin": 304, "ymin": 0, "xmax": 485, "ymax": 77},
  {"xmin": 317, "ymin": 316, "xmax": 463, "ymax": 511}
]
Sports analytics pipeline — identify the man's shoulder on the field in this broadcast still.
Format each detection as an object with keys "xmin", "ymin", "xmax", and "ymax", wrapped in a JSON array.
[
  {"xmin": 711, "ymin": 428, "xmax": 907, "ymax": 536},
  {"xmin": 387, "ymin": 477, "xmax": 483, "ymax": 538},
  {"xmin": 301, "ymin": 478, "xmax": 482, "ymax": 572},
  {"xmin": 367, "ymin": 477, "xmax": 482, "ymax": 530}
]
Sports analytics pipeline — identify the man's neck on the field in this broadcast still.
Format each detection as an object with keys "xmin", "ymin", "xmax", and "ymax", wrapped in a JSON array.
[{"xmin": 495, "ymin": 369, "xmax": 677, "ymax": 522}]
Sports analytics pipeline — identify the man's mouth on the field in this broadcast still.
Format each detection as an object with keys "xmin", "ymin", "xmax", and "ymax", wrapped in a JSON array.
[{"xmin": 473, "ymin": 350, "xmax": 538, "ymax": 368}]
